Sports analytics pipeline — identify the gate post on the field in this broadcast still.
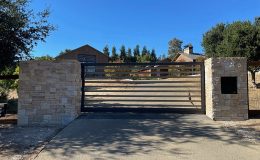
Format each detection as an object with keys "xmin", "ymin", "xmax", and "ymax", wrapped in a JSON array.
[
  {"xmin": 81, "ymin": 63, "xmax": 85, "ymax": 112},
  {"xmin": 18, "ymin": 60, "xmax": 81, "ymax": 126},
  {"xmin": 200, "ymin": 62, "xmax": 206, "ymax": 114},
  {"xmin": 205, "ymin": 57, "xmax": 248, "ymax": 120}
]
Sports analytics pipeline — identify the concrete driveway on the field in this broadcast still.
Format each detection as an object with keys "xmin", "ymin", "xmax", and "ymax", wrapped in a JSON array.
[{"xmin": 35, "ymin": 113, "xmax": 260, "ymax": 160}]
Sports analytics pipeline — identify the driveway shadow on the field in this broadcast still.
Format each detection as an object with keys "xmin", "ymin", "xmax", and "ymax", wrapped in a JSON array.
[{"xmin": 39, "ymin": 113, "xmax": 259, "ymax": 159}]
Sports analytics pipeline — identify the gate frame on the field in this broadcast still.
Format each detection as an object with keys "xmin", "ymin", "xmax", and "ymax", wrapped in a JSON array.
[{"xmin": 81, "ymin": 62, "xmax": 206, "ymax": 113}]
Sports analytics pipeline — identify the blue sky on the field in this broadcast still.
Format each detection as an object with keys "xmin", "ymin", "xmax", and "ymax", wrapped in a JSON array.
[{"xmin": 30, "ymin": 0, "xmax": 260, "ymax": 57}]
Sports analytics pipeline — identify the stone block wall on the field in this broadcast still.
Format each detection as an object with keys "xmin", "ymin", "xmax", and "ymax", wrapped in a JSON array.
[
  {"xmin": 205, "ymin": 57, "xmax": 248, "ymax": 120},
  {"xmin": 18, "ymin": 60, "xmax": 81, "ymax": 126}
]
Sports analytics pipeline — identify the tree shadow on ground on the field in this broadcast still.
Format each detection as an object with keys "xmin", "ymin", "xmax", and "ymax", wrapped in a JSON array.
[
  {"xmin": 0, "ymin": 124, "xmax": 60, "ymax": 159},
  {"xmin": 40, "ymin": 113, "xmax": 259, "ymax": 159}
]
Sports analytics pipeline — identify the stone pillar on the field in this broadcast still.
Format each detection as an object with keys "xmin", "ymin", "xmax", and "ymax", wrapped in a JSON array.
[
  {"xmin": 18, "ymin": 60, "xmax": 81, "ymax": 126},
  {"xmin": 205, "ymin": 57, "xmax": 248, "ymax": 121}
]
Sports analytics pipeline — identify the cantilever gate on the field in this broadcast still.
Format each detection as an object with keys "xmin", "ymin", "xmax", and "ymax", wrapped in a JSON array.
[{"xmin": 81, "ymin": 62, "xmax": 205, "ymax": 113}]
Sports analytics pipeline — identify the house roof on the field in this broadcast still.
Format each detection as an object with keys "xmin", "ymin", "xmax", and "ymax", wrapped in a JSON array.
[
  {"xmin": 158, "ymin": 58, "xmax": 173, "ymax": 63},
  {"xmin": 174, "ymin": 52, "xmax": 205, "ymax": 61},
  {"xmin": 181, "ymin": 52, "xmax": 204, "ymax": 59},
  {"xmin": 56, "ymin": 44, "xmax": 108, "ymax": 59}
]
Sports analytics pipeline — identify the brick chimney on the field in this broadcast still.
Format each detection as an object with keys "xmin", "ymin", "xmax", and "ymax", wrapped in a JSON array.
[{"xmin": 183, "ymin": 44, "xmax": 193, "ymax": 54}]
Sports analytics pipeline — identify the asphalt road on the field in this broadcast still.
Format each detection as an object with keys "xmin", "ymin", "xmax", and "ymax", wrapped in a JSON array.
[{"xmin": 35, "ymin": 113, "xmax": 260, "ymax": 160}]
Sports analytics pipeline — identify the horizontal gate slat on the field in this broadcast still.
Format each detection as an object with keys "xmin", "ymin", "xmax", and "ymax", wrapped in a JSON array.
[
  {"xmin": 85, "ymin": 103, "xmax": 201, "ymax": 108},
  {"xmin": 96, "ymin": 65, "xmax": 201, "ymax": 68},
  {"xmin": 83, "ymin": 62, "xmax": 203, "ymax": 66},
  {"xmin": 85, "ymin": 80, "xmax": 200, "ymax": 83},
  {"xmin": 85, "ymin": 95, "xmax": 202, "ymax": 97},
  {"xmin": 84, "ymin": 104, "xmax": 201, "ymax": 108},
  {"xmin": 85, "ymin": 99, "xmax": 201, "ymax": 102},
  {"xmin": 85, "ymin": 71, "xmax": 201, "ymax": 75},
  {"xmin": 84, "ymin": 75, "xmax": 201, "ymax": 79},
  {"xmin": 84, "ymin": 89, "xmax": 201, "ymax": 92},
  {"xmin": 85, "ymin": 85, "xmax": 200, "ymax": 88},
  {"xmin": 101, "ymin": 67, "xmax": 201, "ymax": 70}
]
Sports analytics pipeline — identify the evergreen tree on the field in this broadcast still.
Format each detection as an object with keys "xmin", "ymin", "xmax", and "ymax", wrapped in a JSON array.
[
  {"xmin": 103, "ymin": 45, "xmax": 110, "ymax": 57},
  {"xmin": 120, "ymin": 45, "xmax": 127, "ymax": 62},
  {"xmin": 126, "ymin": 48, "xmax": 132, "ymax": 62},
  {"xmin": 137, "ymin": 54, "xmax": 151, "ymax": 62},
  {"xmin": 147, "ymin": 50, "xmax": 151, "ymax": 56},
  {"xmin": 133, "ymin": 45, "xmax": 140, "ymax": 62},
  {"xmin": 150, "ymin": 49, "xmax": 157, "ymax": 62},
  {"xmin": 162, "ymin": 54, "xmax": 166, "ymax": 60},
  {"xmin": 141, "ymin": 46, "xmax": 148, "ymax": 56},
  {"xmin": 111, "ymin": 46, "xmax": 118, "ymax": 62}
]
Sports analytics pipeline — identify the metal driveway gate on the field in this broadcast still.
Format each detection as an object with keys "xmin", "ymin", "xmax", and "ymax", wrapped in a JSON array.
[{"xmin": 81, "ymin": 62, "xmax": 205, "ymax": 113}]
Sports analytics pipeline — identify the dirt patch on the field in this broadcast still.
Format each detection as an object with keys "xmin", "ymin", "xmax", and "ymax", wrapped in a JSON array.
[
  {"xmin": 220, "ymin": 73, "xmax": 260, "ymax": 144},
  {"xmin": 0, "ymin": 114, "xmax": 17, "ymax": 124},
  {"xmin": 219, "ymin": 119, "xmax": 260, "ymax": 144},
  {"xmin": 0, "ymin": 124, "xmax": 61, "ymax": 160},
  {"xmin": 8, "ymin": 90, "xmax": 18, "ymax": 100}
]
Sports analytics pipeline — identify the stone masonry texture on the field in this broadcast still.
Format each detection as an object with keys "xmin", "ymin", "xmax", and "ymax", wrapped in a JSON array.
[
  {"xmin": 18, "ymin": 60, "xmax": 81, "ymax": 126},
  {"xmin": 205, "ymin": 57, "xmax": 248, "ymax": 121}
]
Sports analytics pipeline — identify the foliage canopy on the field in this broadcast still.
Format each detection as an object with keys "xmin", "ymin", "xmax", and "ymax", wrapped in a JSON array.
[
  {"xmin": 202, "ymin": 17, "xmax": 260, "ymax": 61},
  {"xmin": 168, "ymin": 38, "xmax": 183, "ymax": 59},
  {"xmin": 202, "ymin": 17, "xmax": 260, "ymax": 85},
  {"xmin": 0, "ymin": 0, "xmax": 55, "ymax": 71}
]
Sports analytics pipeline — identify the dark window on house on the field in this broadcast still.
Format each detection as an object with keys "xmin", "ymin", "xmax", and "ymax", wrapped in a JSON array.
[
  {"xmin": 77, "ymin": 54, "xmax": 96, "ymax": 63},
  {"xmin": 77, "ymin": 54, "xmax": 96, "ymax": 73},
  {"xmin": 221, "ymin": 77, "xmax": 237, "ymax": 94}
]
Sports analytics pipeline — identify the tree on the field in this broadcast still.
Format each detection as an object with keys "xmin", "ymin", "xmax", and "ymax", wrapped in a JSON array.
[
  {"xmin": 254, "ymin": 16, "xmax": 260, "ymax": 26},
  {"xmin": 111, "ymin": 46, "xmax": 118, "ymax": 62},
  {"xmin": 126, "ymin": 48, "xmax": 132, "ymax": 62},
  {"xmin": 202, "ymin": 17, "xmax": 260, "ymax": 85},
  {"xmin": 133, "ymin": 45, "xmax": 140, "ymax": 62},
  {"xmin": 168, "ymin": 38, "xmax": 183, "ymax": 59},
  {"xmin": 143, "ymin": 54, "xmax": 151, "ymax": 62},
  {"xmin": 195, "ymin": 56, "xmax": 206, "ymax": 62},
  {"xmin": 150, "ymin": 49, "xmax": 157, "ymax": 62},
  {"xmin": 0, "ymin": 0, "xmax": 55, "ymax": 72},
  {"xmin": 141, "ymin": 46, "xmax": 148, "ymax": 56},
  {"xmin": 0, "ymin": 65, "xmax": 19, "ymax": 102},
  {"xmin": 34, "ymin": 55, "xmax": 54, "ymax": 60},
  {"xmin": 59, "ymin": 49, "xmax": 71, "ymax": 56},
  {"xmin": 120, "ymin": 45, "xmax": 126, "ymax": 62},
  {"xmin": 162, "ymin": 54, "xmax": 166, "ymax": 60},
  {"xmin": 103, "ymin": 45, "xmax": 110, "ymax": 57},
  {"xmin": 202, "ymin": 23, "xmax": 225, "ymax": 57},
  {"xmin": 183, "ymin": 43, "xmax": 193, "ymax": 49}
]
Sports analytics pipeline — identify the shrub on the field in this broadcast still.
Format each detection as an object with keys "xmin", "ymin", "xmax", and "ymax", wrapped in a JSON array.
[{"xmin": 0, "ymin": 66, "xmax": 19, "ymax": 102}]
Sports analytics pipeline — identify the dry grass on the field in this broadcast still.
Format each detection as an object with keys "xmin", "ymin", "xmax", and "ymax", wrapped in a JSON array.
[{"xmin": 7, "ymin": 90, "xmax": 18, "ymax": 100}]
